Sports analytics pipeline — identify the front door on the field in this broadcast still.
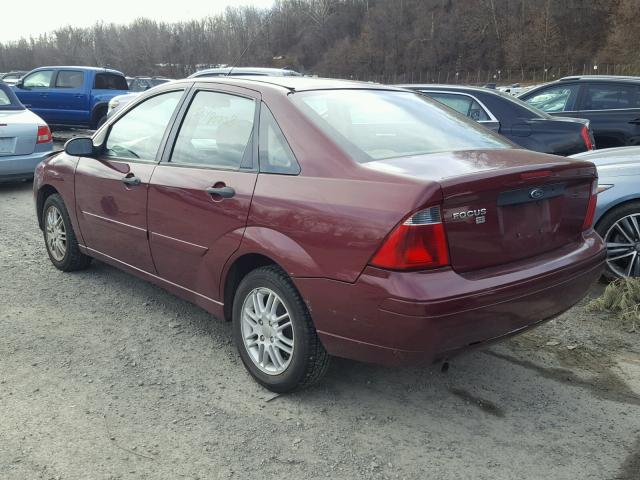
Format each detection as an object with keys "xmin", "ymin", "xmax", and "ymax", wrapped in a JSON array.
[
  {"xmin": 75, "ymin": 89, "xmax": 186, "ymax": 272},
  {"xmin": 147, "ymin": 86, "xmax": 260, "ymax": 301},
  {"xmin": 13, "ymin": 69, "xmax": 56, "ymax": 122}
]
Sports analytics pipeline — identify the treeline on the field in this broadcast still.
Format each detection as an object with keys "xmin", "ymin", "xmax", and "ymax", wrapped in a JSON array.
[{"xmin": 1, "ymin": 0, "xmax": 638, "ymax": 82}]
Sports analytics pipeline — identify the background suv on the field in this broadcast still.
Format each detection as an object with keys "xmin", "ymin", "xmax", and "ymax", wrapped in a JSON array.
[{"xmin": 519, "ymin": 76, "xmax": 640, "ymax": 148}]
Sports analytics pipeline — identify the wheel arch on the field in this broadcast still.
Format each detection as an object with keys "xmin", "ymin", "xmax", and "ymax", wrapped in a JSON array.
[
  {"xmin": 595, "ymin": 196, "xmax": 640, "ymax": 231},
  {"xmin": 36, "ymin": 184, "xmax": 60, "ymax": 229},
  {"xmin": 221, "ymin": 252, "xmax": 284, "ymax": 322}
]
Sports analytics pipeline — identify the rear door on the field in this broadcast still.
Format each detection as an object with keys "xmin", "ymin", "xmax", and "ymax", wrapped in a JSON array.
[
  {"xmin": 75, "ymin": 88, "xmax": 186, "ymax": 272},
  {"xmin": 49, "ymin": 69, "xmax": 89, "ymax": 125},
  {"xmin": 575, "ymin": 82, "xmax": 640, "ymax": 148},
  {"xmin": 421, "ymin": 91, "xmax": 500, "ymax": 131},
  {"xmin": 147, "ymin": 84, "xmax": 259, "ymax": 300}
]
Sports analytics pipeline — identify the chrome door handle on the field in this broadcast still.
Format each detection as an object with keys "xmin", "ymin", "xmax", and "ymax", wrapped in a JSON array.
[
  {"xmin": 206, "ymin": 186, "xmax": 235, "ymax": 198},
  {"xmin": 122, "ymin": 175, "xmax": 141, "ymax": 186}
]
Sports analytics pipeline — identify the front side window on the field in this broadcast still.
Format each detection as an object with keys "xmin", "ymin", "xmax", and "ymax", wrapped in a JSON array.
[
  {"xmin": 424, "ymin": 93, "xmax": 491, "ymax": 121},
  {"xmin": 291, "ymin": 90, "xmax": 509, "ymax": 163},
  {"xmin": 582, "ymin": 84, "xmax": 639, "ymax": 110},
  {"xmin": 523, "ymin": 84, "xmax": 580, "ymax": 112},
  {"xmin": 170, "ymin": 91, "xmax": 256, "ymax": 170},
  {"xmin": 105, "ymin": 91, "xmax": 183, "ymax": 161},
  {"xmin": 23, "ymin": 70, "xmax": 54, "ymax": 88},
  {"xmin": 55, "ymin": 70, "xmax": 84, "ymax": 89}
]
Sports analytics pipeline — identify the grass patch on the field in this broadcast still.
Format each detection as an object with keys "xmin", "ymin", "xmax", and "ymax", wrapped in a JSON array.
[{"xmin": 587, "ymin": 278, "xmax": 640, "ymax": 331}]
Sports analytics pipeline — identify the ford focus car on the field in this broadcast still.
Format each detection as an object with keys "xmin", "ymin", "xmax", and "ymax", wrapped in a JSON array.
[{"xmin": 33, "ymin": 77, "xmax": 605, "ymax": 392}]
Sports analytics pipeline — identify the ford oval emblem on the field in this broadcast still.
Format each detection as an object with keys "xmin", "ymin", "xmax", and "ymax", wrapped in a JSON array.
[{"xmin": 529, "ymin": 188, "xmax": 545, "ymax": 200}]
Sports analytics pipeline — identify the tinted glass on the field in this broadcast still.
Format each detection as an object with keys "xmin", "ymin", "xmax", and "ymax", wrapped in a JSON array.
[
  {"xmin": 426, "ymin": 93, "xmax": 490, "ymax": 121},
  {"xmin": 23, "ymin": 70, "xmax": 54, "ymax": 88},
  {"xmin": 524, "ymin": 84, "xmax": 579, "ymax": 112},
  {"xmin": 582, "ymin": 84, "xmax": 640, "ymax": 110},
  {"xmin": 291, "ymin": 90, "xmax": 509, "ymax": 163},
  {"xmin": 171, "ymin": 91, "xmax": 256, "ymax": 169},
  {"xmin": 95, "ymin": 73, "xmax": 128, "ymax": 90},
  {"xmin": 259, "ymin": 104, "xmax": 299, "ymax": 174},
  {"xmin": 105, "ymin": 91, "xmax": 183, "ymax": 161},
  {"xmin": 55, "ymin": 70, "xmax": 84, "ymax": 89}
]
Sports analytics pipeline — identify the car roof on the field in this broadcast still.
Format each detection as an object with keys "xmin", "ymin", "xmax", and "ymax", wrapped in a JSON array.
[
  {"xmin": 559, "ymin": 75, "xmax": 640, "ymax": 82},
  {"xmin": 179, "ymin": 76, "xmax": 402, "ymax": 93},
  {"xmin": 189, "ymin": 67, "xmax": 301, "ymax": 78},
  {"xmin": 397, "ymin": 84, "xmax": 498, "ymax": 94},
  {"xmin": 29, "ymin": 66, "xmax": 125, "ymax": 75}
]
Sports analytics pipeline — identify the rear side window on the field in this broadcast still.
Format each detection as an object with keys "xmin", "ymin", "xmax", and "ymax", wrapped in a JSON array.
[
  {"xmin": 259, "ymin": 104, "xmax": 299, "ymax": 174},
  {"xmin": 105, "ymin": 91, "xmax": 183, "ymax": 161},
  {"xmin": 95, "ymin": 73, "xmax": 128, "ymax": 90},
  {"xmin": 0, "ymin": 83, "xmax": 24, "ymax": 110},
  {"xmin": 582, "ymin": 84, "xmax": 640, "ymax": 110},
  {"xmin": 524, "ymin": 84, "xmax": 580, "ymax": 112},
  {"xmin": 424, "ymin": 93, "xmax": 490, "ymax": 121},
  {"xmin": 170, "ymin": 91, "xmax": 256, "ymax": 170},
  {"xmin": 23, "ymin": 70, "xmax": 54, "ymax": 88},
  {"xmin": 292, "ymin": 90, "xmax": 508, "ymax": 163},
  {"xmin": 55, "ymin": 70, "xmax": 84, "ymax": 89}
]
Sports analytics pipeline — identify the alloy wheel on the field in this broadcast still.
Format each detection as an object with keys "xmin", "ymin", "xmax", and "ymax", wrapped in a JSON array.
[
  {"xmin": 45, "ymin": 205, "xmax": 67, "ymax": 262},
  {"xmin": 604, "ymin": 212, "xmax": 640, "ymax": 278},
  {"xmin": 241, "ymin": 287, "xmax": 294, "ymax": 375}
]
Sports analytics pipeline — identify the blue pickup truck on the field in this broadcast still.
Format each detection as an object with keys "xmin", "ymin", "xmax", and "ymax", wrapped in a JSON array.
[{"xmin": 12, "ymin": 66, "xmax": 129, "ymax": 129}]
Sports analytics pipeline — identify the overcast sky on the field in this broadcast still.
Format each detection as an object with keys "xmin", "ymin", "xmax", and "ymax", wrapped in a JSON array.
[{"xmin": 0, "ymin": 0, "xmax": 275, "ymax": 43}]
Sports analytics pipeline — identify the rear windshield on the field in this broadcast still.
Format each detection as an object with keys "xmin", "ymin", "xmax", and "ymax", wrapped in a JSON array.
[
  {"xmin": 0, "ymin": 82, "xmax": 25, "ymax": 110},
  {"xmin": 94, "ymin": 73, "xmax": 128, "ymax": 90},
  {"xmin": 291, "ymin": 90, "xmax": 510, "ymax": 163}
]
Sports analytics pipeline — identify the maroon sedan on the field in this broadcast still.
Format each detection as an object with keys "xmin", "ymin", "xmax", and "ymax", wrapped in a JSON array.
[{"xmin": 33, "ymin": 77, "xmax": 605, "ymax": 392}]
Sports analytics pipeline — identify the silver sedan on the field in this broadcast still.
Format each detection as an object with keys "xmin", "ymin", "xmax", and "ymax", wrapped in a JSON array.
[
  {"xmin": 0, "ymin": 81, "xmax": 53, "ymax": 182},
  {"xmin": 572, "ymin": 147, "xmax": 640, "ymax": 279}
]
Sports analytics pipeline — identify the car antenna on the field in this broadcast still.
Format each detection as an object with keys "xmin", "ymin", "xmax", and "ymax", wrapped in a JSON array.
[{"xmin": 227, "ymin": 10, "xmax": 274, "ymax": 76}]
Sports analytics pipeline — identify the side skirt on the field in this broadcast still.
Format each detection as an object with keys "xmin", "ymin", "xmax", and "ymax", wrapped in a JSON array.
[{"xmin": 79, "ymin": 245, "xmax": 225, "ymax": 319}]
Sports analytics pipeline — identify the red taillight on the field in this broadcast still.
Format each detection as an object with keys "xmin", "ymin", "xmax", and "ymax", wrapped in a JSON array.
[
  {"xmin": 370, "ymin": 206, "xmax": 450, "ymax": 270},
  {"xmin": 582, "ymin": 180, "xmax": 598, "ymax": 231},
  {"xmin": 36, "ymin": 125, "xmax": 52, "ymax": 144},
  {"xmin": 580, "ymin": 125, "xmax": 594, "ymax": 151}
]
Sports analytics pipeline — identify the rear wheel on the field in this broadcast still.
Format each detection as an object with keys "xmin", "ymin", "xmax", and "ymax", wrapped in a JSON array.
[
  {"xmin": 232, "ymin": 266, "xmax": 330, "ymax": 392},
  {"xmin": 596, "ymin": 201, "xmax": 640, "ymax": 280},
  {"xmin": 42, "ymin": 194, "xmax": 91, "ymax": 271}
]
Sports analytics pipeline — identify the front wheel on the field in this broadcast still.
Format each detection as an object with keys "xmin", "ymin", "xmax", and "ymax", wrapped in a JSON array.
[
  {"xmin": 232, "ymin": 266, "xmax": 330, "ymax": 392},
  {"xmin": 42, "ymin": 194, "xmax": 92, "ymax": 271},
  {"xmin": 596, "ymin": 201, "xmax": 640, "ymax": 280}
]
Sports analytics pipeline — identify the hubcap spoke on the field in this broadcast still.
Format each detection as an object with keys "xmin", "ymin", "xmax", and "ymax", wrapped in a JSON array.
[
  {"xmin": 44, "ymin": 206, "xmax": 67, "ymax": 262},
  {"xmin": 605, "ymin": 213, "xmax": 640, "ymax": 278},
  {"xmin": 241, "ymin": 286, "xmax": 295, "ymax": 375}
]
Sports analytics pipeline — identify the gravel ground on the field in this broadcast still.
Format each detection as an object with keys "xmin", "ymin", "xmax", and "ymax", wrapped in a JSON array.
[{"xmin": 1, "ymin": 180, "xmax": 639, "ymax": 480}]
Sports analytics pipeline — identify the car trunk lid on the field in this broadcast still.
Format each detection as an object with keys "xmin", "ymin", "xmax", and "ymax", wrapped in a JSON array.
[
  {"xmin": 0, "ymin": 110, "xmax": 38, "ymax": 156},
  {"xmin": 365, "ymin": 149, "xmax": 597, "ymax": 272}
]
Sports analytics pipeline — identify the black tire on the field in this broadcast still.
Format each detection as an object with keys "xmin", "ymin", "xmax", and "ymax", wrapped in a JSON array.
[
  {"xmin": 595, "ymin": 200, "xmax": 640, "ymax": 281},
  {"xmin": 232, "ymin": 265, "xmax": 330, "ymax": 392},
  {"xmin": 96, "ymin": 115, "xmax": 107, "ymax": 129},
  {"xmin": 42, "ymin": 194, "xmax": 92, "ymax": 272}
]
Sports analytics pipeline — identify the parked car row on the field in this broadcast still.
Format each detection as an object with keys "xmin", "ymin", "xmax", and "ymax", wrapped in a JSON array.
[{"xmin": 1, "ymin": 64, "xmax": 637, "ymax": 391}]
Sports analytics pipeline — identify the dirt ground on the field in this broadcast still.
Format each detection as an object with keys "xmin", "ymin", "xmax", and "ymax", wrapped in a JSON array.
[{"xmin": 1, "ymin": 180, "xmax": 639, "ymax": 480}]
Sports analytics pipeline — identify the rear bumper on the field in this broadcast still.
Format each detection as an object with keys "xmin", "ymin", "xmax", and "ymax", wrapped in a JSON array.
[
  {"xmin": 295, "ymin": 230, "xmax": 605, "ymax": 365},
  {"xmin": 0, "ymin": 148, "xmax": 53, "ymax": 181}
]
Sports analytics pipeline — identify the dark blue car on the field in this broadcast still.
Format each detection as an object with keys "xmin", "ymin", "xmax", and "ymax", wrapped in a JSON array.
[{"xmin": 13, "ymin": 67, "xmax": 129, "ymax": 129}]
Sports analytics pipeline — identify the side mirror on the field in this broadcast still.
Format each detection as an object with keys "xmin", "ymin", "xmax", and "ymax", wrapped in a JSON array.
[
  {"xmin": 64, "ymin": 137, "xmax": 94, "ymax": 156},
  {"xmin": 14, "ymin": 79, "xmax": 24, "ymax": 88}
]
